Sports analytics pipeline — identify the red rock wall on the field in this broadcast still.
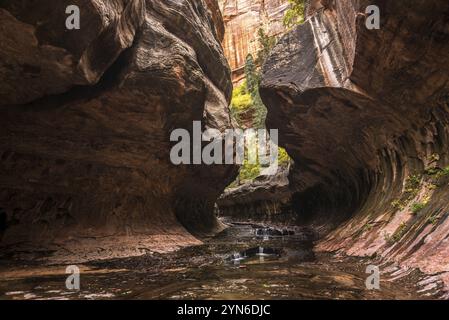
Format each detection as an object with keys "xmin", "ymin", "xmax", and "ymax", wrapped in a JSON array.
[
  {"xmin": 219, "ymin": 0, "xmax": 290, "ymax": 83},
  {"xmin": 260, "ymin": 0, "xmax": 449, "ymax": 294},
  {"xmin": 0, "ymin": 0, "xmax": 236, "ymax": 262}
]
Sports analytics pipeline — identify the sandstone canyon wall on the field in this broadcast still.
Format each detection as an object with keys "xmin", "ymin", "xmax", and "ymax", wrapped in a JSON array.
[
  {"xmin": 218, "ymin": 0, "xmax": 290, "ymax": 83},
  {"xmin": 0, "ymin": 0, "xmax": 236, "ymax": 262},
  {"xmin": 217, "ymin": 165, "xmax": 294, "ymax": 222},
  {"xmin": 260, "ymin": 0, "xmax": 449, "ymax": 291}
]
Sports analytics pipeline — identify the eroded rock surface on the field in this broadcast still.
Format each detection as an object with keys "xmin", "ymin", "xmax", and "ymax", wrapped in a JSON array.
[
  {"xmin": 0, "ymin": 0, "xmax": 145, "ymax": 106},
  {"xmin": 0, "ymin": 0, "xmax": 236, "ymax": 262},
  {"xmin": 218, "ymin": 0, "xmax": 290, "ymax": 83},
  {"xmin": 260, "ymin": 0, "xmax": 449, "ymax": 293}
]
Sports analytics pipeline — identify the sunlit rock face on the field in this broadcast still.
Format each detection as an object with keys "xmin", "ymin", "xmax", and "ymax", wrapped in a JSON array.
[
  {"xmin": 0, "ymin": 0, "xmax": 236, "ymax": 262},
  {"xmin": 217, "ymin": 166, "xmax": 294, "ymax": 223},
  {"xmin": 260, "ymin": 0, "xmax": 449, "ymax": 286},
  {"xmin": 218, "ymin": 0, "xmax": 290, "ymax": 83}
]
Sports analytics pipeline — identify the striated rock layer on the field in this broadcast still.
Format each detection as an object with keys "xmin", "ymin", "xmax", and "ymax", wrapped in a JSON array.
[
  {"xmin": 217, "ymin": 165, "xmax": 293, "ymax": 223},
  {"xmin": 0, "ymin": 0, "xmax": 236, "ymax": 262},
  {"xmin": 260, "ymin": 0, "xmax": 449, "ymax": 292},
  {"xmin": 218, "ymin": 0, "xmax": 290, "ymax": 83}
]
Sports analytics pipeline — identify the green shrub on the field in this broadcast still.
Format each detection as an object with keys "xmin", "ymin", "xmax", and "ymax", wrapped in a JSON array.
[
  {"xmin": 231, "ymin": 91, "xmax": 252, "ymax": 111},
  {"xmin": 411, "ymin": 202, "xmax": 426, "ymax": 215},
  {"xmin": 405, "ymin": 174, "xmax": 421, "ymax": 194},
  {"xmin": 391, "ymin": 199, "xmax": 405, "ymax": 210},
  {"xmin": 283, "ymin": 0, "xmax": 305, "ymax": 28},
  {"xmin": 239, "ymin": 161, "xmax": 261, "ymax": 182},
  {"xmin": 425, "ymin": 167, "xmax": 440, "ymax": 176},
  {"xmin": 443, "ymin": 166, "xmax": 449, "ymax": 175},
  {"xmin": 255, "ymin": 29, "xmax": 276, "ymax": 66},
  {"xmin": 428, "ymin": 215, "xmax": 439, "ymax": 225},
  {"xmin": 435, "ymin": 166, "xmax": 449, "ymax": 180},
  {"xmin": 362, "ymin": 222, "xmax": 374, "ymax": 233},
  {"xmin": 278, "ymin": 147, "xmax": 290, "ymax": 167}
]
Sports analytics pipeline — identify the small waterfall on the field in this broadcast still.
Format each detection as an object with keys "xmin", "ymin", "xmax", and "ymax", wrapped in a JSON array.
[
  {"xmin": 258, "ymin": 247, "xmax": 265, "ymax": 262},
  {"xmin": 232, "ymin": 252, "xmax": 242, "ymax": 265}
]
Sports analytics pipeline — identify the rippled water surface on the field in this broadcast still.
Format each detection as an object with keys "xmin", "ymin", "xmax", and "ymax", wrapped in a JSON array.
[{"xmin": 0, "ymin": 221, "xmax": 425, "ymax": 300}]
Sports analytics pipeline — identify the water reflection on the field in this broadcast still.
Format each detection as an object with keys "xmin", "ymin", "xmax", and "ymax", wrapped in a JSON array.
[
  {"xmin": 0, "ymin": 221, "xmax": 426, "ymax": 300},
  {"xmin": 227, "ymin": 246, "xmax": 282, "ymax": 265}
]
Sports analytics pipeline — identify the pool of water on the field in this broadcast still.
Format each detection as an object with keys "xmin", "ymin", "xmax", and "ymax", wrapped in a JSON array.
[{"xmin": 0, "ymin": 221, "xmax": 425, "ymax": 300}]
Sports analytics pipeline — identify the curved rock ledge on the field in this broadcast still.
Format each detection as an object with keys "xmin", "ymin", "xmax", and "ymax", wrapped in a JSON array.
[
  {"xmin": 0, "ymin": 0, "xmax": 236, "ymax": 262},
  {"xmin": 0, "ymin": 0, "xmax": 145, "ymax": 106},
  {"xmin": 260, "ymin": 0, "xmax": 449, "ymax": 289},
  {"xmin": 217, "ymin": 166, "xmax": 294, "ymax": 223}
]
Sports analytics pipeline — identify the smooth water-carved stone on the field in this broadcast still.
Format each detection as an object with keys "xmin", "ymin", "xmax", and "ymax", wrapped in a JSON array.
[
  {"xmin": 0, "ymin": 0, "xmax": 145, "ymax": 105},
  {"xmin": 260, "ymin": 0, "xmax": 449, "ymax": 285},
  {"xmin": 0, "ymin": 0, "xmax": 236, "ymax": 262}
]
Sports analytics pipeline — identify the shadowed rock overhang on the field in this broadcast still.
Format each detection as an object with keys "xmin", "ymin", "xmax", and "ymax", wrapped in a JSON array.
[
  {"xmin": 0, "ymin": 0, "xmax": 237, "ymax": 262},
  {"xmin": 260, "ymin": 0, "xmax": 449, "ymax": 279}
]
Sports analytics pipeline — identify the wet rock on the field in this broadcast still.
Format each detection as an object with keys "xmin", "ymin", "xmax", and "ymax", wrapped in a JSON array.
[
  {"xmin": 226, "ymin": 246, "xmax": 282, "ymax": 263},
  {"xmin": 255, "ymin": 227, "xmax": 294, "ymax": 237},
  {"xmin": 0, "ymin": 0, "xmax": 237, "ymax": 262},
  {"xmin": 260, "ymin": 0, "xmax": 449, "ymax": 286}
]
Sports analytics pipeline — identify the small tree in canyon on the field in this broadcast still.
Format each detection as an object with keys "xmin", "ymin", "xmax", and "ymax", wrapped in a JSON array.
[
  {"xmin": 245, "ymin": 54, "xmax": 258, "ymax": 96},
  {"xmin": 229, "ymin": 32, "xmax": 290, "ymax": 186},
  {"xmin": 256, "ymin": 28, "xmax": 277, "ymax": 67},
  {"xmin": 244, "ymin": 54, "xmax": 266, "ymax": 129}
]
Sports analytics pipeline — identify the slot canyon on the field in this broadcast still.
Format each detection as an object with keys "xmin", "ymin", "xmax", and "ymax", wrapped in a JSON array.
[{"xmin": 1, "ymin": 0, "xmax": 449, "ymax": 300}]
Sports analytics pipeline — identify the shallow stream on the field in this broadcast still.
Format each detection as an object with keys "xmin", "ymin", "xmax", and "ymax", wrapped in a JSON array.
[{"xmin": 0, "ymin": 220, "xmax": 425, "ymax": 300}]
